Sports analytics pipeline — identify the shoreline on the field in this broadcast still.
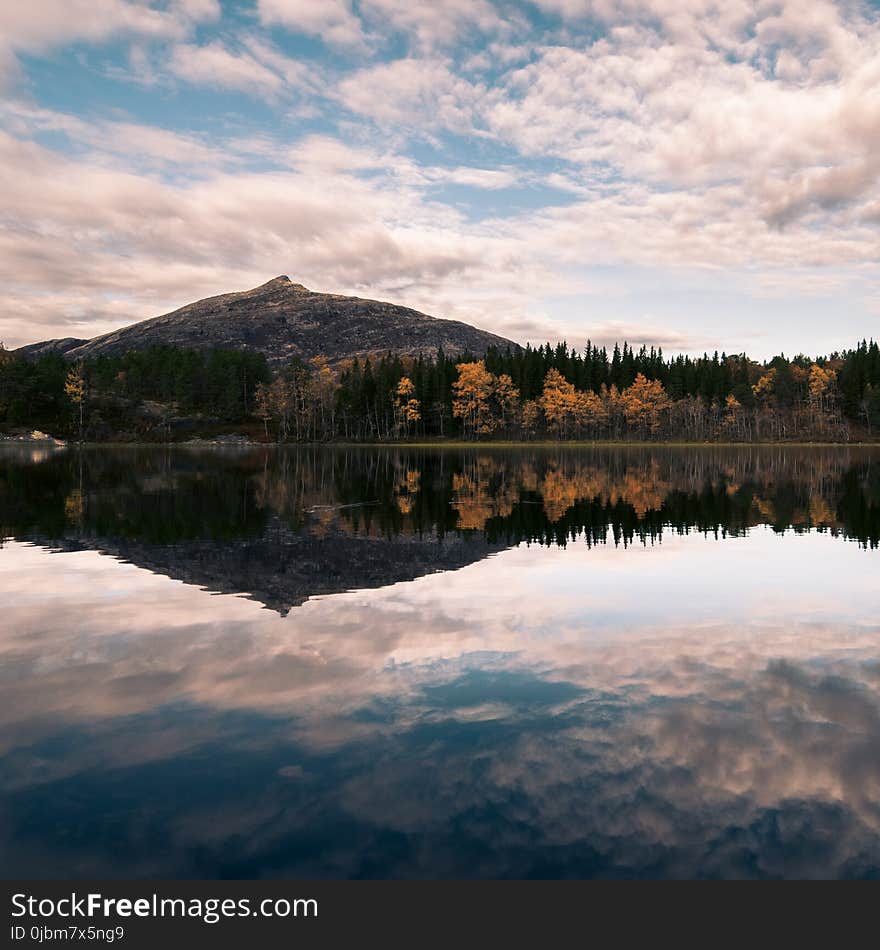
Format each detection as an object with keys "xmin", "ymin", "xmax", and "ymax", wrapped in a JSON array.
[{"xmin": 5, "ymin": 437, "xmax": 879, "ymax": 450}]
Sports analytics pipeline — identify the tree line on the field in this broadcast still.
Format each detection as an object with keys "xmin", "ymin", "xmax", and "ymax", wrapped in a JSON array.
[
  {"xmin": 259, "ymin": 339, "xmax": 880, "ymax": 442},
  {"xmin": 0, "ymin": 345, "xmax": 270, "ymax": 440},
  {"xmin": 1, "ymin": 337, "xmax": 879, "ymax": 442}
]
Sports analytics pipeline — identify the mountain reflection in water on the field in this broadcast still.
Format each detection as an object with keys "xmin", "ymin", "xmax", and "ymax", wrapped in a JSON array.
[
  {"xmin": 2, "ymin": 444, "xmax": 878, "ymax": 612},
  {"xmin": 0, "ymin": 445, "xmax": 879, "ymax": 878}
]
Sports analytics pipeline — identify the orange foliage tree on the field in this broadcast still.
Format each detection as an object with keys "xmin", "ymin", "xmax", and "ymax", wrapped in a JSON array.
[
  {"xmin": 620, "ymin": 373, "xmax": 671, "ymax": 436},
  {"xmin": 64, "ymin": 363, "xmax": 87, "ymax": 442},
  {"xmin": 521, "ymin": 399, "xmax": 542, "ymax": 438},
  {"xmin": 453, "ymin": 361, "xmax": 496, "ymax": 437},
  {"xmin": 540, "ymin": 369, "xmax": 581, "ymax": 438},
  {"xmin": 493, "ymin": 373, "xmax": 520, "ymax": 433},
  {"xmin": 395, "ymin": 376, "xmax": 421, "ymax": 436}
]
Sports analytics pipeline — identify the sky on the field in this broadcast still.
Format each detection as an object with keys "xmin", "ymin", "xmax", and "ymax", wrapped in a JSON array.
[{"xmin": 1, "ymin": 1, "xmax": 878, "ymax": 358}]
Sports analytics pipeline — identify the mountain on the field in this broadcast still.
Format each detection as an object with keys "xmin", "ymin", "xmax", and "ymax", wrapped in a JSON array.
[
  {"xmin": 0, "ymin": 445, "xmax": 510, "ymax": 615},
  {"xmin": 25, "ymin": 524, "xmax": 508, "ymax": 616},
  {"xmin": 14, "ymin": 337, "xmax": 89, "ymax": 359},
  {"xmin": 16, "ymin": 276, "xmax": 517, "ymax": 366}
]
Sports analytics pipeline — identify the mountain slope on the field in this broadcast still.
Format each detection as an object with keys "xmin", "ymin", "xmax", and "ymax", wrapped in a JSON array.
[
  {"xmin": 16, "ymin": 277, "xmax": 517, "ymax": 365},
  {"xmin": 14, "ymin": 337, "xmax": 89, "ymax": 360}
]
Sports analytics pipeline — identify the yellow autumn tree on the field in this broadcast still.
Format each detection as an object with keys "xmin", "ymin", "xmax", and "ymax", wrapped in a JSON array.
[
  {"xmin": 308, "ymin": 356, "xmax": 338, "ymax": 439},
  {"xmin": 452, "ymin": 361, "xmax": 495, "ymax": 437},
  {"xmin": 752, "ymin": 368, "xmax": 777, "ymax": 404},
  {"xmin": 540, "ymin": 368, "xmax": 581, "ymax": 438},
  {"xmin": 395, "ymin": 376, "xmax": 421, "ymax": 436},
  {"xmin": 578, "ymin": 389, "xmax": 608, "ymax": 435},
  {"xmin": 601, "ymin": 384, "xmax": 624, "ymax": 439},
  {"xmin": 722, "ymin": 394, "xmax": 745, "ymax": 439},
  {"xmin": 620, "ymin": 373, "xmax": 671, "ymax": 435},
  {"xmin": 808, "ymin": 364, "xmax": 836, "ymax": 413},
  {"xmin": 257, "ymin": 376, "xmax": 297, "ymax": 441},
  {"xmin": 493, "ymin": 373, "xmax": 520, "ymax": 433},
  {"xmin": 521, "ymin": 399, "xmax": 542, "ymax": 438},
  {"xmin": 64, "ymin": 364, "xmax": 86, "ymax": 441}
]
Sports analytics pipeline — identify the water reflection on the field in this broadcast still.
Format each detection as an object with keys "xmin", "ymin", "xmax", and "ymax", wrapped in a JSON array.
[
  {"xmin": 0, "ymin": 446, "xmax": 879, "ymax": 878},
  {"xmin": 1, "ymin": 445, "xmax": 878, "ymax": 613}
]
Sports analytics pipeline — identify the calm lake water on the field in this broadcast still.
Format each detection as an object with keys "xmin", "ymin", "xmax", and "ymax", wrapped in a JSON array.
[{"xmin": 1, "ymin": 444, "xmax": 879, "ymax": 879}]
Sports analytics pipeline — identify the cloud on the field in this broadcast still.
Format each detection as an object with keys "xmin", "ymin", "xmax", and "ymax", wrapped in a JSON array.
[
  {"xmin": 257, "ymin": 0, "xmax": 367, "ymax": 50},
  {"xmin": 360, "ymin": 0, "xmax": 507, "ymax": 50},
  {"xmin": 336, "ymin": 58, "xmax": 484, "ymax": 130},
  {"xmin": 258, "ymin": 0, "xmax": 507, "ymax": 52},
  {"xmin": 485, "ymin": 3, "xmax": 880, "ymax": 226},
  {"xmin": 0, "ymin": 112, "xmax": 876, "ymax": 354},
  {"xmin": 763, "ymin": 156, "xmax": 880, "ymax": 228},
  {"xmin": 0, "ymin": 0, "xmax": 218, "ymax": 86},
  {"xmin": 2, "ymin": 0, "xmax": 879, "ymax": 355},
  {"xmin": 499, "ymin": 314, "xmax": 721, "ymax": 352},
  {"xmin": 318, "ymin": 1, "xmax": 880, "ymax": 286},
  {"xmin": 168, "ymin": 40, "xmax": 289, "ymax": 99},
  {"xmin": 285, "ymin": 135, "xmax": 518, "ymax": 189},
  {"xmin": 2, "ymin": 528, "xmax": 880, "ymax": 876},
  {"xmin": 0, "ymin": 127, "xmax": 560, "ymax": 348},
  {"xmin": 424, "ymin": 166, "xmax": 519, "ymax": 189},
  {"xmin": 0, "ymin": 102, "xmax": 238, "ymax": 170}
]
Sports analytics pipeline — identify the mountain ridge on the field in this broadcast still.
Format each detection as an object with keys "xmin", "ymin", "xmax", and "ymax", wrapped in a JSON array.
[{"xmin": 15, "ymin": 276, "xmax": 518, "ymax": 366}]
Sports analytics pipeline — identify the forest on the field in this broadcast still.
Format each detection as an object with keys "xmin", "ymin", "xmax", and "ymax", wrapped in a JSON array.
[{"xmin": 0, "ymin": 337, "xmax": 879, "ymax": 443}]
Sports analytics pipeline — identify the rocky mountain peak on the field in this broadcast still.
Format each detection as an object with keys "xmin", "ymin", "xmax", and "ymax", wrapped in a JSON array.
[
  {"xmin": 251, "ymin": 275, "xmax": 308, "ymax": 294},
  {"xmin": 15, "ymin": 278, "xmax": 518, "ymax": 367}
]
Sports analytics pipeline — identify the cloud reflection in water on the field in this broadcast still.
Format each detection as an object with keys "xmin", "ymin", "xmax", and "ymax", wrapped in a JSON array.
[{"xmin": 1, "ymin": 526, "xmax": 879, "ymax": 878}]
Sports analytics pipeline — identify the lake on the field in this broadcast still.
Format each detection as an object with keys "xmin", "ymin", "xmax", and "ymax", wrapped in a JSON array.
[{"xmin": 1, "ymin": 444, "xmax": 879, "ymax": 879}]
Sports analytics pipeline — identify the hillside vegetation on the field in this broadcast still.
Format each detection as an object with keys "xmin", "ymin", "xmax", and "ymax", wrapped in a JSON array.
[{"xmin": 2, "ymin": 338, "xmax": 879, "ymax": 443}]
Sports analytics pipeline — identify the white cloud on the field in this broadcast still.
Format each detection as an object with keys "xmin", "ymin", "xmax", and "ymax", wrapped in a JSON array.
[
  {"xmin": 2, "ymin": 0, "xmax": 879, "ymax": 355},
  {"xmin": 424, "ymin": 166, "xmax": 518, "ymax": 189},
  {"xmin": 336, "ymin": 58, "xmax": 484, "ymax": 131},
  {"xmin": 257, "ymin": 0, "xmax": 367, "ymax": 49},
  {"xmin": 164, "ymin": 35, "xmax": 321, "ymax": 101},
  {"xmin": 360, "ymin": 0, "xmax": 507, "ymax": 49},
  {"xmin": 1, "ymin": 111, "xmax": 877, "ymax": 355},
  {"xmin": 172, "ymin": 0, "xmax": 221, "ymax": 21},
  {"xmin": 499, "ymin": 313, "xmax": 722, "ymax": 352},
  {"xmin": 284, "ymin": 135, "xmax": 518, "ymax": 190},
  {"xmin": 0, "ymin": 103, "xmax": 236, "ymax": 170},
  {"xmin": 259, "ymin": 0, "xmax": 508, "ymax": 51},
  {"xmin": 0, "ymin": 0, "xmax": 218, "ymax": 86},
  {"xmin": 168, "ymin": 41, "xmax": 281, "ymax": 98},
  {"xmin": 474, "ymin": 1, "xmax": 880, "ymax": 255},
  {"xmin": 0, "ymin": 128, "xmax": 555, "ymax": 349}
]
